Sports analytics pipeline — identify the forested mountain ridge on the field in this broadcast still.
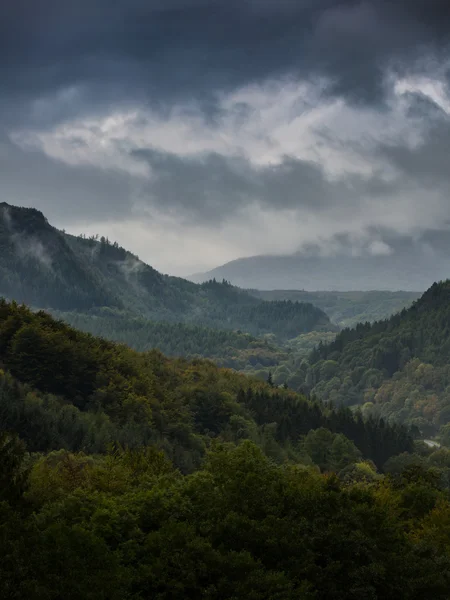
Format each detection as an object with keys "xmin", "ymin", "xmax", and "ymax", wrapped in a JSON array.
[
  {"xmin": 0, "ymin": 203, "xmax": 332, "ymax": 340},
  {"xmin": 0, "ymin": 203, "xmax": 117, "ymax": 310},
  {"xmin": 249, "ymin": 289, "xmax": 420, "ymax": 328},
  {"xmin": 0, "ymin": 299, "xmax": 412, "ymax": 470},
  {"xmin": 3, "ymin": 300, "xmax": 450, "ymax": 598},
  {"xmin": 304, "ymin": 280, "xmax": 450, "ymax": 437}
]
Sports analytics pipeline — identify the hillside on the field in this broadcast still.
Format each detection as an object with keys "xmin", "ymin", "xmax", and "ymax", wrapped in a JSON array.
[
  {"xmin": 2, "ymin": 300, "xmax": 450, "ymax": 599},
  {"xmin": 302, "ymin": 280, "xmax": 450, "ymax": 437},
  {"xmin": 189, "ymin": 230, "xmax": 450, "ymax": 291},
  {"xmin": 0, "ymin": 203, "xmax": 332, "ymax": 340},
  {"xmin": 51, "ymin": 308, "xmax": 288, "ymax": 372},
  {"xmin": 249, "ymin": 289, "xmax": 420, "ymax": 328},
  {"xmin": 0, "ymin": 300, "xmax": 411, "ymax": 469}
]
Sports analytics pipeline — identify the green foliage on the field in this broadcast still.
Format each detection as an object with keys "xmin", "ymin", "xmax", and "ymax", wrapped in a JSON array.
[
  {"xmin": 339, "ymin": 460, "xmax": 381, "ymax": 483},
  {"xmin": 2, "ymin": 205, "xmax": 449, "ymax": 597},
  {"xmin": 0, "ymin": 300, "xmax": 412, "ymax": 472},
  {"xmin": 50, "ymin": 308, "xmax": 288, "ymax": 371},
  {"xmin": 250, "ymin": 289, "xmax": 419, "ymax": 328},
  {"xmin": 0, "ymin": 295, "xmax": 445, "ymax": 598},
  {"xmin": 302, "ymin": 428, "xmax": 362, "ymax": 472},
  {"xmin": 440, "ymin": 423, "xmax": 450, "ymax": 447},
  {"xmin": 0, "ymin": 431, "xmax": 29, "ymax": 505},
  {"xmin": 2, "ymin": 441, "xmax": 450, "ymax": 599},
  {"xmin": 285, "ymin": 330, "xmax": 337, "ymax": 357},
  {"xmin": 304, "ymin": 281, "xmax": 450, "ymax": 436}
]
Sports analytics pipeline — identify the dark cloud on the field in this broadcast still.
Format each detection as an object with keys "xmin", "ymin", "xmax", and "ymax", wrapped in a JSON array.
[
  {"xmin": 0, "ymin": 131, "xmax": 407, "ymax": 229},
  {"xmin": 1, "ymin": 0, "xmax": 450, "ymax": 128},
  {"xmin": 310, "ymin": 1, "xmax": 450, "ymax": 102},
  {"xmin": 378, "ymin": 119, "xmax": 450, "ymax": 187},
  {"xmin": 130, "ymin": 146, "xmax": 407, "ymax": 224},
  {"xmin": 2, "ymin": 0, "xmax": 450, "ymax": 275},
  {"xmin": 296, "ymin": 226, "xmax": 450, "ymax": 257}
]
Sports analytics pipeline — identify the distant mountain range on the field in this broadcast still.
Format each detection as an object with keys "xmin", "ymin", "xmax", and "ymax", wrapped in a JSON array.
[
  {"xmin": 0, "ymin": 202, "xmax": 331, "ymax": 340},
  {"xmin": 189, "ymin": 230, "xmax": 450, "ymax": 291}
]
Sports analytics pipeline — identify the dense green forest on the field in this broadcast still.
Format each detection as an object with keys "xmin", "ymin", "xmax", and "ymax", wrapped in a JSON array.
[
  {"xmin": 301, "ymin": 281, "xmax": 450, "ymax": 438},
  {"xmin": 0, "ymin": 203, "xmax": 332, "ymax": 340},
  {"xmin": 50, "ymin": 308, "xmax": 337, "ymax": 388},
  {"xmin": 250, "ymin": 289, "xmax": 420, "ymax": 328},
  {"xmin": 51, "ymin": 308, "xmax": 287, "ymax": 372},
  {"xmin": 3, "ymin": 434, "xmax": 450, "ymax": 599},
  {"xmin": 3, "ymin": 203, "xmax": 450, "ymax": 597},
  {"xmin": 0, "ymin": 300, "xmax": 412, "ymax": 470},
  {"xmin": 2, "ymin": 300, "xmax": 450, "ymax": 597}
]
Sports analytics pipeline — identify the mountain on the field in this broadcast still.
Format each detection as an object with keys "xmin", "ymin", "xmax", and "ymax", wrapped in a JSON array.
[
  {"xmin": 302, "ymin": 280, "xmax": 450, "ymax": 437},
  {"xmin": 0, "ymin": 203, "xmax": 332, "ymax": 340},
  {"xmin": 189, "ymin": 230, "xmax": 450, "ymax": 291}
]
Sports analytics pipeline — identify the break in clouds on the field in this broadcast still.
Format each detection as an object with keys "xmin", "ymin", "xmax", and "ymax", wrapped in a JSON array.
[{"xmin": 1, "ymin": 0, "xmax": 450, "ymax": 274}]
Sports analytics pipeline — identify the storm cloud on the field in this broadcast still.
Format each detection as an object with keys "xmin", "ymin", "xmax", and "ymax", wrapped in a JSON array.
[
  {"xmin": 1, "ymin": 0, "xmax": 450, "ymax": 274},
  {"xmin": 2, "ymin": 0, "xmax": 450, "ymax": 115}
]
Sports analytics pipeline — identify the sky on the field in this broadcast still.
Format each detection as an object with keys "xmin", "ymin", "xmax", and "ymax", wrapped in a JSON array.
[{"xmin": 1, "ymin": 0, "xmax": 450, "ymax": 275}]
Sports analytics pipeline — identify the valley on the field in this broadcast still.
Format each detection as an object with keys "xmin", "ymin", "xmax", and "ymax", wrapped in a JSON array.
[
  {"xmin": 2, "ymin": 203, "xmax": 450, "ymax": 597},
  {"xmin": 4, "ymin": 4, "xmax": 450, "ymax": 596}
]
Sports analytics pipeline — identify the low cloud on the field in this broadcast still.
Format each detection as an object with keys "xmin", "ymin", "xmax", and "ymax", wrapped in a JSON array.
[{"xmin": 0, "ymin": 204, "xmax": 53, "ymax": 270}]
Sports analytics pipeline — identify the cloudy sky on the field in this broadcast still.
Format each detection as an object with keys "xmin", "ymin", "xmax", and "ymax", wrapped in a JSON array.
[{"xmin": 1, "ymin": 0, "xmax": 450, "ymax": 275}]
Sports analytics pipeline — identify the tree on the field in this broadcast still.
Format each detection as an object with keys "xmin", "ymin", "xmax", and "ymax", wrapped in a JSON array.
[
  {"xmin": 0, "ymin": 431, "xmax": 29, "ymax": 506},
  {"xmin": 440, "ymin": 423, "xmax": 450, "ymax": 448}
]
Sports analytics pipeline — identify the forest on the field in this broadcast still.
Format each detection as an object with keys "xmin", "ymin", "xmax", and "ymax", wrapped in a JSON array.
[
  {"xmin": 49, "ymin": 308, "xmax": 336, "ymax": 387},
  {"xmin": 4, "ymin": 203, "xmax": 450, "ymax": 441},
  {"xmin": 3, "ymin": 434, "xmax": 450, "ymax": 599},
  {"xmin": 2, "ymin": 203, "xmax": 450, "ymax": 597},
  {"xmin": 5, "ymin": 0, "xmax": 450, "ymax": 593},
  {"xmin": 50, "ymin": 308, "xmax": 287, "ymax": 372},
  {"xmin": 0, "ymin": 203, "xmax": 332, "ymax": 340},
  {"xmin": 301, "ymin": 281, "xmax": 450, "ymax": 439},
  {"xmin": 0, "ymin": 300, "xmax": 413, "ymax": 469},
  {"xmin": 249, "ymin": 289, "xmax": 419, "ymax": 328},
  {"xmin": 2, "ymin": 300, "xmax": 450, "ymax": 598}
]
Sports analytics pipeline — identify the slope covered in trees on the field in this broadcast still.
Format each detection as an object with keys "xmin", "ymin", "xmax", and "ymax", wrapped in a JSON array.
[
  {"xmin": 49, "ymin": 308, "xmax": 343, "ymax": 389},
  {"xmin": 3, "ymin": 301, "xmax": 450, "ymax": 598},
  {"xmin": 0, "ymin": 203, "xmax": 332, "ymax": 340},
  {"xmin": 3, "ymin": 436, "xmax": 450, "ymax": 599},
  {"xmin": 303, "ymin": 281, "xmax": 450, "ymax": 437},
  {"xmin": 0, "ymin": 204, "xmax": 116, "ymax": 310},
  {"xmin": 0, "ymin": 300, "xmax": 411, "ymax": 471},
  {"xmin": 249, "ymin": 289, "xmax": 419, "ymax": 328},
  {"xmin": 51, "ymin": 308, "xmax": 287, "ymax": 371}
]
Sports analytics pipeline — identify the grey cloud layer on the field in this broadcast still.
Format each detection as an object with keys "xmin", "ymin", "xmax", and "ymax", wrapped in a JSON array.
[
  {"xmin": 378, "ymin": 120, "xmax": 450, "ymax": 187},
  {"xmin": 2, "ymin": 0, "xmax": 450, "ymax": 273},
  {"xmin": 1, "ymin": 0, "xmax": 450, "ymax": 128},
  {"xmin": 0, "ymin": 133, "xmax": 391, "ymax": 225},
  {"xmin": 136, "ymin": 149, "xmax": 352, "ymax": 221}
]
